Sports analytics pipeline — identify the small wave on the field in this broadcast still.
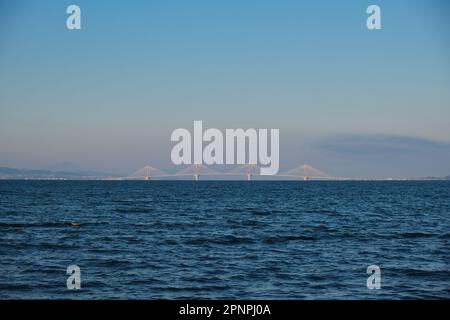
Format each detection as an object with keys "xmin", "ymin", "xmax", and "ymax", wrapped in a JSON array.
[
  {"xmin": 0, "ymin": 221, "xmax": 73, "ymax": 228},
  {"xmin": 8, "ymin": 242, "xmax": 69, "ymax": 249},
  {"xmin": 0, "ymin": 210, "xmax": 19, "ymax": 215},
  {"xmin": 263, "ymin": 235, "xmax": 317, "ymax": 244},
  {"xmin": 224, "ymin": 207, "xmax": 241, "ymax": 213},
  {"xmin": 399, "ymin": 232, "xmax": 435, "ymax": 238},
  {"xmin": 96, "ymin": 259, "xmax": 132, "ymax": 267},
  {"xmin": 185, "ymin": 235, "xmax": 254, "ymax": 246},
  {"xmin": 156, "ymin": 285, "xmax": 231, "ymax": 293},
  {"xmin": 242, "ymin": 219, "xmax": 266, "ymax": 227},
  {"xmin": 249, "ymin": 209, "xmax": 274, "ymax": 216},
  {"xmin": 114, "ymin": 207, "xmax": 153, "ymax": 213},
  {"xmin": 0, "ymin": 221, "xmax": 107, "ymax": 229},
  {"xmin": 0, "ymin": 283, "xmax": 35, "ymax": 291},
  {"xmin": 0, "ymin": 222, "xmax": 30, "ymax": 228},
  {"xmin": 389, "ymin": 267, "xmax": 448, "ymax": 278},
  {"xmin": 303, "ymin": 209, "xmax": 337, "ymax": 214}
]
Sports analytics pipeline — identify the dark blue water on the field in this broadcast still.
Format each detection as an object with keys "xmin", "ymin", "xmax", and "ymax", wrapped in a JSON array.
[{"xmin": 0, "ymin": 181, "xmax": 449, "ymax": 299}]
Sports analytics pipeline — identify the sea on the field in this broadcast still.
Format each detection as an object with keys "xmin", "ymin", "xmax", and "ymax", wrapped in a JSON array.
[{"xmin": 0, "ymin": 180, "xmax": 449, "ymax": 299}]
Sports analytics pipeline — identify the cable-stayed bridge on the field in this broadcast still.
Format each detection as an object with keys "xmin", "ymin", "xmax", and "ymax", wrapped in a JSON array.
[{"xmin": 126, "ymin": 164, "xmax": 350, "ymax": 181}]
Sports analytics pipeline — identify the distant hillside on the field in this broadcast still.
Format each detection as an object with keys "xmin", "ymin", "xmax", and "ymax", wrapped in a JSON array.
[
  {"xmin": 418, "ymin": 175, "xmax": 450, "ymax": 180},
  {"xmin": 0, "ymin": 166, "xmax": 116, "ymax": 179},
  {"xmin": 40, "ymin": 161, "xmax": 86, "ymax": 173}
]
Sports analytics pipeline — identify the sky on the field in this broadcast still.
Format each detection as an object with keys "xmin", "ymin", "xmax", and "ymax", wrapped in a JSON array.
[{"xmin": 0, "ymin": 0, "xmax": 450, "ymax": 178}]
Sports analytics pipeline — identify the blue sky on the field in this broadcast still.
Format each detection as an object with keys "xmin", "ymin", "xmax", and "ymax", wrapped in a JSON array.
[{"xmin": 0, "ymin": 0, "xmax": 449, "ymax": 177}]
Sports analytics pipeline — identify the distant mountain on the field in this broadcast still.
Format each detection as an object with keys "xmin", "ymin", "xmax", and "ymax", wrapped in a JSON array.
[
  {"xmin": 39, "ymin": 162, "xmax": 109, "ymax": 176},
  {"xmin": 0, "ymin": 167, "xmax": 54, "ymax": 175},
  {"xmin": 40, "ymin": 162, "xmax": 85, "ymax": 173},
  {"xmin": 417, "ymin": 175, "xmax": 450, "ymax": 180},
  {"xmin": 0, "ymin": 166, "xmax": 117, "ymax": 179}
]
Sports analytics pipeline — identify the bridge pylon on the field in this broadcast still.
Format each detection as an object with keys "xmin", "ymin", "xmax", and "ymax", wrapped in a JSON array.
[
  {"xmin": 194, "ymin": 164, "xmax": 200, "ymax": 181},
  {"xmin": 127, "ymin": 165, "xmax": 168, "ymax": 180},
  {"xmin": 144, "ymin": 165, "xmax": 151, "ymax": 180},
  {"xmin": 244, "ymin": 164, "xmax": 256, "ymax": 181}
]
